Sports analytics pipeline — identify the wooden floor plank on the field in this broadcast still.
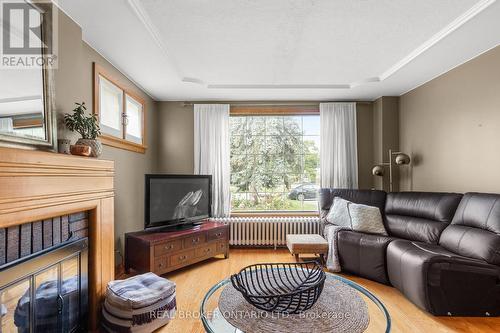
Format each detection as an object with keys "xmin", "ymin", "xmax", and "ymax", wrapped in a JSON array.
[{"xmin": 141, "ymin": 248, "xmax": 500, "ymax": 333}]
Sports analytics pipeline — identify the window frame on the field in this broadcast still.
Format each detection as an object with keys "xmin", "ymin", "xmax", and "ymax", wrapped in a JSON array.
[
  {"xmin": 93, "ymin": 63, "xmax": 147, "ymax": 154},
  {"xmin": 229, "ymin": 105, "xmax": 320, "ymax": 216}
]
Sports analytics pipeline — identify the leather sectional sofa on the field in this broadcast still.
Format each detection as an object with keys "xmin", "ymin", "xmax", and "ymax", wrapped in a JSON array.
[{"xmin": 319, "ymin": 189, "xmax": 500, "ymax": 316}]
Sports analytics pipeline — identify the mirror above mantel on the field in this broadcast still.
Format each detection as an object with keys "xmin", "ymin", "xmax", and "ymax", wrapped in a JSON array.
[{"xmin": 0, "ymin": 1, "xmax": 57, "ymax": 151}]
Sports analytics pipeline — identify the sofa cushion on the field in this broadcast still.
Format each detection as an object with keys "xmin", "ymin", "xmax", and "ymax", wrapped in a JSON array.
[
  {"xmin": 337, "ymin": 230, "xmax": 394, "ymax": 284},
  {"xmin": 385, "ymin": 192, "xmax": 462, "ymax": 243},
  {"xmin": 440, "ymin": 192, "xmax": 500, "ymax": 265},
  {"xmin": 387, "ymin": 239, "xmax": 500, "ymax": 315},
  {"xmin": 349, "ymin": 202, "xmax": 387, "ymax": 235},
  {"xmin": 325, "ymin": 197, "xmax": 351, "ymax": 227},
  {"xmin": 319, "ymin": 189, "xmax": 387, "ymax": 235}
]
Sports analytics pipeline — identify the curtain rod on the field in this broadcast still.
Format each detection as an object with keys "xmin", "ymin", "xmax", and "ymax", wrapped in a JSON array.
[{"xmin": 182, "ymin": 101, "xmax": 372, "ymax": 107}]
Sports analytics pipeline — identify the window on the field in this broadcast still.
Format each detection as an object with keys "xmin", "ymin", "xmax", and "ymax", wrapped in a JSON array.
[
  {"xmin": 125, "ymin": 94, "xmax": 143, "ymax": 144},
  {"xmin": 93, "ymin": 63, "xmax": 146, "ymax": 153},
  {"xmin": 230, "ymin": 114, "xmax": 320, "ymax": 212},
  {"xmin": 98, "ymin": 75, "xmax": 123, "ymax": 138}
]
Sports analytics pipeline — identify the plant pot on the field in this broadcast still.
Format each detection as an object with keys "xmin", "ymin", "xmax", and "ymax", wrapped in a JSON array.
[
  {"xmin": 70, "ymin": 144, "xmax": 92, "ymax": 157},
  {"xmin": 76, "ymin": 138, "xmax": 102, "ymax": 158}
]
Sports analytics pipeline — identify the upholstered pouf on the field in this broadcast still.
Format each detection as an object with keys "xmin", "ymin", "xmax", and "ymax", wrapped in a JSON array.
[
  {"xmin": 101, "ymin": 272, "xmax": 176, "ymax": 333},
  {"xmin": 286, "ymin": 234, "xmax": 329, "ymax": 263}
]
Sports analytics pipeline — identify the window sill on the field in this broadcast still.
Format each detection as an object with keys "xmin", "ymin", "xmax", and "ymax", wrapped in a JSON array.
[
  {"xmin": 231, "ymin": 211, "xmax": 319, "ymax": 217},
  {"xmin": 99, "ymin": 134, "xmax": 147, "ymax": 154}
]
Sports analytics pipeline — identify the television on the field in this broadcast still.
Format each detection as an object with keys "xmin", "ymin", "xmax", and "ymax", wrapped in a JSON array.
[{"xmin": 145, "ymin": 174, "xmax": 212, "ymax": 230}]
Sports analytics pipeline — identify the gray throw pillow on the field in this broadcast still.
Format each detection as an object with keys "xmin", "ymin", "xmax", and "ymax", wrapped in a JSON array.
[
  {"xmin": 325, "ymin": 197, "xmax": 352, "ymax": 228},
  {"xmin": 348, "ymin": 202, "xmax": 387, "ymax": 235}
]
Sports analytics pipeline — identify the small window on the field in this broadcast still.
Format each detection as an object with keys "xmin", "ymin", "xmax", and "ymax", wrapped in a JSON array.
[
  {"xmin": 98, "ymin": 76, "xmax": 123, "ymax": 138},
  {"xmin": 93, "ymin": 63, "xmax": 146, "ymax": 153},
  {"xmin": 125, "ymin": 94, "xmax": 143, "ymax": 144}
]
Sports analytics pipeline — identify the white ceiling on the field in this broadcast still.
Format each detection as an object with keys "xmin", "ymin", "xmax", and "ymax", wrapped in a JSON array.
[{"xmin": 55, "ymin": 0, "xmax": 500, "ymax": 101}]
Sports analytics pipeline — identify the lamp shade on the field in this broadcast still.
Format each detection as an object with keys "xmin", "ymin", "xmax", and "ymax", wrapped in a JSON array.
[
  {"xmin": 395, "ymin": 153, "xmax": 411, "ymax": 165},
  {"xmin": 372, "ymin": 165, "xmax": 384, "ymax": 176}
]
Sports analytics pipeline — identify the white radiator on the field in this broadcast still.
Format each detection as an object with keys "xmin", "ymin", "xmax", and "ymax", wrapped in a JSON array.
[{"xmin": 213, "ymin": 217, "xmax": 321, "ymax": 249}]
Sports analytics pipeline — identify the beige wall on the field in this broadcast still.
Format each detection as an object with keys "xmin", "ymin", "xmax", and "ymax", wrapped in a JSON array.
[
  {"xmin": 157, "ymin": 102, "xmax": 375, "ymax": 189},
  {"xmin": 373, "ymin": 97, "xmax": 399, "ymax": 191},
  {"xmin": 54, "ymin": 11, "xmax": 158, "ymax": 258},
  {"xmin": 157, "ymin": 102, "xmax": 194, "ymax": 173},
  {"xmin": 399, "ymin": 45, "xmax": 500, "ymax": 193}
]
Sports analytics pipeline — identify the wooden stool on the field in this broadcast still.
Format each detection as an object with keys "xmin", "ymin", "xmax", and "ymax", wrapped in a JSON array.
[{"xmin": 286, "ymin": 234, "xmax": 328, "ymax": 264}]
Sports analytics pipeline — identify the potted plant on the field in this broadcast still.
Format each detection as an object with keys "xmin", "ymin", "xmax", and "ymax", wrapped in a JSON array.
[{"xmin": 64, "ymin": 102, "xmax": 102, "ymax": 157}]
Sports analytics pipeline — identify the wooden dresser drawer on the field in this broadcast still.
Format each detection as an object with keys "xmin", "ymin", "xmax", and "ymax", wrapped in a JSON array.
[
  {"xmin": 217, "ymin": 242, "xmax": 227, "ymax": 252},
  {"xmin": 154, "ymin": 240, "xmax": 182, "ymax": 257},
  {"xmin": 208, "ymin": 229, "xmax": 227, "ymax": 241},
  {"xmin": 125, "ymin": 222, "xmax": 229, "ymax": 275},
  {"xmin": 195, "ymin": 243, "xmax": 217, "ymax": 258},
  {"xmin": 183, "ymin": 234, "xmax": 206, "ymax": 248},
  {"xmin": 154, "ymin": 257, "xmax": 168, "ymax": 272},
  {"xmin": 170, "ymin": 250, "xmax": 195, "ymax": 266}
]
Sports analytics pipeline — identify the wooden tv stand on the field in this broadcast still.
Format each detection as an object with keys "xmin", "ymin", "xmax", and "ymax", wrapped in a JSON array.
[{"xmin": 125, "ymin": 221, "xmax": 229, "ymax": 275}]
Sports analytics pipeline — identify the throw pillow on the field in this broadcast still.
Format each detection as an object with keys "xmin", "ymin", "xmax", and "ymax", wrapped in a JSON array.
[
  {"xmin": 325, "ymin": 197, "xmax": 352, "ymax": 228},
  {"xmin": 348, "ymin": 202, "xmax": 387, "ymax": 235}
]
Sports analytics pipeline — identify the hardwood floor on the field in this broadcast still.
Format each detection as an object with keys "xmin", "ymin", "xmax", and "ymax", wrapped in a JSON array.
[{"xmin": 154, "ymin": 248, "xmax": 500, "ymax": 333}]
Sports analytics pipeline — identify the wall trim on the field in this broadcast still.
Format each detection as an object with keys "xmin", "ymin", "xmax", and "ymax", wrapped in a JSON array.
[
  {"xmin": 179, "ymin": 0, "xmax": 496, "ymax": 91},
  {"xmin": 126, "ymin": 0, "xmax": 181, "ymax": 78},
  {"xmin": 380, "ymin": 0, "xmax": 497, "ymax": 81}
]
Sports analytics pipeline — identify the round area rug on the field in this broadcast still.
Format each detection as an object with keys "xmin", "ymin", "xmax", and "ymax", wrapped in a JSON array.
[{"xmin": 218, "ymin": 275, "xmax": 369, "ymax": 333}]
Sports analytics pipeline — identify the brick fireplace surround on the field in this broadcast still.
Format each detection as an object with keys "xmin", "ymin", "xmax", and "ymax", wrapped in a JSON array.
[{"xmin": 0, "ymin": 147, "xmax": 114, "ymax": 331}]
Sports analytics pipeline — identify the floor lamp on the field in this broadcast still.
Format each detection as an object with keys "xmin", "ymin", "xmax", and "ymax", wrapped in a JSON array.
[{"xmin": 372, "ymin": 149, "xmax": 411, "ymax": 192}]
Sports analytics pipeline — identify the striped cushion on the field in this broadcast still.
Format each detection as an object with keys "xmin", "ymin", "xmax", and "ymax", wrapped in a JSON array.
[
  {"xmin": 105, "ymin": 291, "xmax": 176, "ymax": 326},
  {"xmin": 101, "ymin": 305, "xmax": 175, "ymax": 333},
  {"xmin": 106, "ymin": 272, "xmax": 176, "ymax": 309},
  {"xmin": 102, "ymin": 273, "xmax": 176, "ymax": 332}
]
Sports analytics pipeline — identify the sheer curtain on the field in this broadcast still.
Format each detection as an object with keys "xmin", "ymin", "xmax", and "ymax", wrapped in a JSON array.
[
  {"xmin": 194, "ymin": 104, "xmax": 231, "ymax": 217},
  {"xmin": 320, "ymin": 102, "xmax": 358, "ymax": 189}
]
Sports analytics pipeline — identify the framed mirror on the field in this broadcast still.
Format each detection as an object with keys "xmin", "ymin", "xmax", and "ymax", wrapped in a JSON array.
[{"xmin": 0, "ymin": 1, "xmax": 57, "ymax": 151}]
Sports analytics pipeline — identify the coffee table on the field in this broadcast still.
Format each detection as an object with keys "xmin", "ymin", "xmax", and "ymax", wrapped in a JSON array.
[{"xmin": 200, "ymin": 271, "xmax": 391, "ymax": 332}]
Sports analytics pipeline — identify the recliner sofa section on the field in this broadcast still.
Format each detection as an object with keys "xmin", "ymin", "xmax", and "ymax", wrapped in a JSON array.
[
  {"xmin": 319, "ymin": 189, "xmax": 500, "ymax": 316},
  {"xmin": 319, "ymin": 189, "xmax": 393, "ymax": 284}
]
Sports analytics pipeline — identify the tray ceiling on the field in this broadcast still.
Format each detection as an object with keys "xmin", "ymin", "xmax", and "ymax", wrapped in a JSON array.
[{"xmin": 55, "ymin": 0, "xmax": 500, "ymax": 101}]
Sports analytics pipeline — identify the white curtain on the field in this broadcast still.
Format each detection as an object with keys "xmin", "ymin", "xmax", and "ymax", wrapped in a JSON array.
[
  {"xmin": 194, "ymin": 104, "xmax": 231, "ymax": 217},
  {"xmin": 320, "ymin": 102, "xmax": 358, "ymax": 189}
]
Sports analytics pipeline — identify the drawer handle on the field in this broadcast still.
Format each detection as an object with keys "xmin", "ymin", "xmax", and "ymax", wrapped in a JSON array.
[
  {"xmin": 192, "ymin": 238, "xmax": 200, "ymax": 243},
  {"xmin": 179, "ymin": 255, "xmax": 187, "ymax": 260},
  {"xmin": 204, "ymin": 248, "xmax": 211, "ymax": 253},
  {"xmin": 165, "ymin": 244, "xmax": 174, "ymax": 250},
  {"xmin": 158, "ymin": 263, "xmax": 163, "ymax": 267},
  {"xmin": 216, "ymin": 232, "xmax": 222, "ymax": 237}
]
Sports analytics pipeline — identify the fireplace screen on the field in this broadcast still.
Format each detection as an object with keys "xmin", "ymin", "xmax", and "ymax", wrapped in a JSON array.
[{"xmin": 0, "ymin": 238, "xmax": 88, "ymax": 332}]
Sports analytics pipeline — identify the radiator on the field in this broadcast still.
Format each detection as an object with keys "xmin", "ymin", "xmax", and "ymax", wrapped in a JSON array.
[{"xmin": 212, "ymin": 217, "xmax": 321, "ymax": 249}]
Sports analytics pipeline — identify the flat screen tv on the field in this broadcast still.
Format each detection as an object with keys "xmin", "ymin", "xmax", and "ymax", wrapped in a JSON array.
[{"xmin": 145, "ymin": 174, "xmax": 212, "ymax": 230}]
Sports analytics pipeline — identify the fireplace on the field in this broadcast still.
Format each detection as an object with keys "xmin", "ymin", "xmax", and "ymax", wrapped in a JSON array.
[
  {"xmin": 0, "ymin": 238, "xmax": 88, "ymax": 332},
  {"xmin": 0, "ymin": 147, "xmax": 115, "ymax": 330}
]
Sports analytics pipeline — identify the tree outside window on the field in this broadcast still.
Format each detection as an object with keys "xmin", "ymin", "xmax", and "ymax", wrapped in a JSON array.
[{"xmin": 230, "ymin": 115, "xmax": 320, "ymax": 211}]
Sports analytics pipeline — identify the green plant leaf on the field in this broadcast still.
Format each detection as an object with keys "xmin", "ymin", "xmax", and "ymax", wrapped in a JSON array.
[{"xmin": 63, "ymin": 102, "xmax": 100, "ymax": 139}]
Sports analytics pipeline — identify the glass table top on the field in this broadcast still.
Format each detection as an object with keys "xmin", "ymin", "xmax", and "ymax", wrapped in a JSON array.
[{"xmin": 200, "ymin": 271, "xmax": 391, "ymax": 333}]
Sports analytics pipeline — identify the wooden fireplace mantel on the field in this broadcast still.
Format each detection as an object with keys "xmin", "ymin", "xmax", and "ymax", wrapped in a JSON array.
[{"xmin": 0, "ymin": 147, "xmax": 115, "ymax": 331}]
